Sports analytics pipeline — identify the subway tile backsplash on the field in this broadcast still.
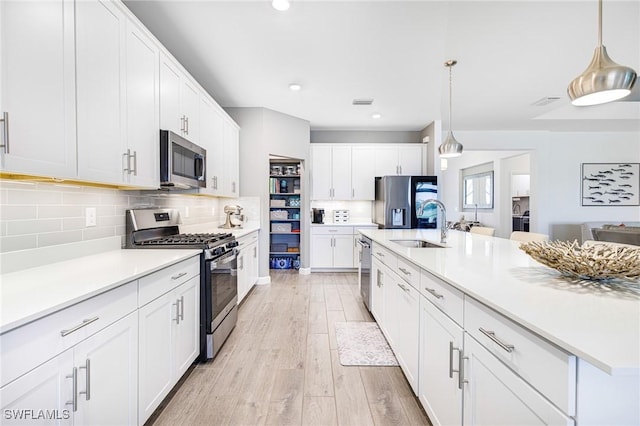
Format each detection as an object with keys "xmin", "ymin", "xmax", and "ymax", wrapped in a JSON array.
[{"xmin": 0, "ymin": 180, "xmax": 227, "ymax": 253}]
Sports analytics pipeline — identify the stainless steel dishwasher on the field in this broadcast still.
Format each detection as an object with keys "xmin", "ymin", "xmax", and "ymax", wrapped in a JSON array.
[{"xmin": 357, "ymin": 235, "xmax": 372, "ymax": 311}]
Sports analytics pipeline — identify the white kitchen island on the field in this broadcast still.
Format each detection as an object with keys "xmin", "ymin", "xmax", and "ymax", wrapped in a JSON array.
[{"xmin": 360, "ymin": 228, "xmax": 640, "ymax": 426}]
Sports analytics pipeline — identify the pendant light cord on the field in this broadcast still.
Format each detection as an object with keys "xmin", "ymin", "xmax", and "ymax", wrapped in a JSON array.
[
  {"xmin": 598, "ymin": 0, "xmax": 602, "ymax": 47},
  {"xmin": 448, "ymin": 64, "xmax": 453, "ymax": 133}
]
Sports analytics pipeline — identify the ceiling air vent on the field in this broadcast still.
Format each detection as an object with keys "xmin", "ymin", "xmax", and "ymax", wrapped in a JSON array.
[
  {"xmin": 531, "ymin": 96, "xmax": 561, "ymax": 106},
  {"xmin": 352, "ymin": 98, "xmax": 374, "ymax": 106}
]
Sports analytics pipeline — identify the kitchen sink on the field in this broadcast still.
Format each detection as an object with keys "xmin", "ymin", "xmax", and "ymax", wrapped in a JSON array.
[{"xmin": 390, "ymin": 239, "xmax": 445, "ymax": 248}]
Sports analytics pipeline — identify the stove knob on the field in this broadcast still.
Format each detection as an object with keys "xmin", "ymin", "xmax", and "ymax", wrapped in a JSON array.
[
  {"xmin": 227, "ymin": 240, "xmax": 239, "ymax": 249},
  {"xmin": 213, "ymin": 247, "xmax": 225, "ymax": 257}
]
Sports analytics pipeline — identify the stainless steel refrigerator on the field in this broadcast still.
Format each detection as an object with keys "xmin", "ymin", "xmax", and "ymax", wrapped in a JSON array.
[{"xmin": 373, "ymin": 176, "xmax": 438, "ymax": 229}]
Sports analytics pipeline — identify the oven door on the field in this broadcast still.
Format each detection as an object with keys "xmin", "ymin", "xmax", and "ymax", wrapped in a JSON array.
[{"xmin": 205, "ymin": 249, "xmax": 238, "ymax": 333}]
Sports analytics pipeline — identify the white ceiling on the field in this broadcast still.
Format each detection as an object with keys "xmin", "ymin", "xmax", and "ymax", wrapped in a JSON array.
[{"xmin": 123, "ymin": 0, "xmax": 640, "ymax": 132}]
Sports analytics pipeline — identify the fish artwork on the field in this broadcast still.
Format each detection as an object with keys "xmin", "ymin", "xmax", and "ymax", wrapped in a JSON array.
[
  {"xmin": 591, "ymin": 191, "xmax": 603, "ymax": 196},
  {"xmin": 592, "ymin": 200, "xmax": 605, "ymax": 203},
  {"xmin": 619, "ymin": 184, "xmax": 632, "ymax": 188},
  {"xmin": 609, "ymin": 199, "xmax": 622, "ymax": 203},
  {"xmin": 599, "ymin": 182, "xmax": 611, "ymax": 186},
  {"xmin": 583, "ymin": 196, "xmax": 596, "ymax": 200},
  {"xmin": 611, "ymin": 168, "xmax": 625, "ymax": 172},
  {"xmin": 621, "ymin": 172, "xmax": 634, "ymax": 175},
  {"xmin": 600, "ymin": 178, "xmax": 615, "ymax": 182},
  {"xmin": 599, "ymin": 170, "xmax": 613, "ymax": 174},
  {"xmin": 619, "ymin": 164, "xmax": 632, "ymax": 168},
  {"xmin": 590, "ymin": 174, "xmax": 607, "ymax": 178},
  {"xmin": 620, "ymin": 176, "xmax": 631, "ymax": 179},
  {"xmin": 589, "ymin": 186, "xmax": 601, "ymax": 190},
  {"xmin": 610, "ymin": 189, "xmax": 625, "ymax": 192},
  {"xmin": 620, "ymin": 196, "xmax": 631, "ymax": 200},
  {"xmin": 583, "ymin": 177, "xmax": 599, "ymax": 181}
]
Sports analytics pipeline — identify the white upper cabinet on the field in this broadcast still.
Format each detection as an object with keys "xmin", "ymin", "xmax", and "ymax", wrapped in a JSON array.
[
  {"xmin": 375, "ymin": 144, "xmax": 423, "ymax": 176},
  {"xmin": 351, "ymin": 146, "xmax": 376, "ymax": 200},
  {"xmin": 124, "ymin": 20, "xmax": 160, "ymax": 188},
  {"xmin": 310, "ymin": 144, "xmax": 352, "ymax": 200},
  {"xmin": 76, "ymin": 0, "xmax": 126, "ymax": 185},
  {"xmin": 160, "ymin": 53, "xmax": 200, "ymax": 144},
  {"xmin": 159, "ymin": 53, "xmax": 182, "ymax": 135},
  {"xmin": 76, "ymin": 0, "xmax": 159, "ymax": 188},
  {"xmin": 221, "ymin": 120, "xmax": 240, "ymax": 196},
  {"xmin": 200, "ymin": 96, "xmax": 224, "ymax": 195},
  {"xmin": 0, "ymin": 0, "xmax": 77, "ymax": 178},
  {"xmin": 312, "ymin": 144, "xmax": 422, "ymax": 201}
]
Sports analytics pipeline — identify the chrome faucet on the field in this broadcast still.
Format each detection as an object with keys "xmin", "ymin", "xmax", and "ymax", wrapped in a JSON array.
[{"xmin": 425, "ymin": 199, "xmax": 448, "ymax": 243}]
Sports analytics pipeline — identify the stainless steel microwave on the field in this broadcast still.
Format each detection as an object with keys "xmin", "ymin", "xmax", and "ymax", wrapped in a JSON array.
[{"xmin": 160, "ymin": 130, "xmax": 206, "ymax": 189}]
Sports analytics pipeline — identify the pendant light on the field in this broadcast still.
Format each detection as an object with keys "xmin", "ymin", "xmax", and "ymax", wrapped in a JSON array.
[
  {"xmin": 439, "ymin": 60, "xmax": 463, "ymax": 158},
  {"xmin": 567, "ymin": 0, "xmax": 637, "ymax": 106}
]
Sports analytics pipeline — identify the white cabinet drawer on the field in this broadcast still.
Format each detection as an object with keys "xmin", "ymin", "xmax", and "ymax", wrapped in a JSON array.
[
  {"xmin": 311, "ymin": 226, "xmax": 353, "ymax": 235},
  {"xmin": 237, "ymin": 231, "xmax": 258, "ymax": 246},
  {"xmin": 396, "ymin": 256, "xmax": 420, "ymax": 290},
  {"xmin": 420, "ymin": 270, "xmax": 464, "ymax": 326},
  {"xmin": 138, "ymin": 256, "xmax": 200, "ymax": 307},
  {"xmin": 1, "ymin": 281, "xmax": 137, "ymax": 386},
  {"xmin": 464, "ymin": 298, "xmax": 576, "ymax": 415},
  {"xmin": 372, "ymin": 243, "xmax": 397, "ymax": 269}
]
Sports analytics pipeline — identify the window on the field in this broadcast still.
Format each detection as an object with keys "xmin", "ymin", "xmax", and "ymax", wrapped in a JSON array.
[{"xmin": 462, "ymin": 170, "xmax": 494, "ymax": 210}]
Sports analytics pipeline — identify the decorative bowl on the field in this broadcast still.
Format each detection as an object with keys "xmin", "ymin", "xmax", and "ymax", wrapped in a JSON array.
[{"xmin": 519, "ymin": 240, "xmax": 640, "ymax": 281}]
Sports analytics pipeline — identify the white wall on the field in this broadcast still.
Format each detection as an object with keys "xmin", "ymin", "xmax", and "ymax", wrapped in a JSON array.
[
  {"xmin": 226, "ymin": 107, "xmax": 310, "ymax": 277},
  {"xmin": 441, "ymin": 150, "xmax": 523, "ymax": 238},
  {"xmin": 439, "ymin": 130, "xmax": 640, "ymax": 240}
]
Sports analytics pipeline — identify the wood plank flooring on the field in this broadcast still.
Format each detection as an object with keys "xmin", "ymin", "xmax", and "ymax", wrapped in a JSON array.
[{"xmin": 148, "ymin": 271, "xmax": 431, "ymax": 426}]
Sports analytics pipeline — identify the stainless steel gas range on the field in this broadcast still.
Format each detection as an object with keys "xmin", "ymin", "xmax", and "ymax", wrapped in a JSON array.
[{"xmin": 125, "ymin": 208, "xmax": 238, "ymax": 361}]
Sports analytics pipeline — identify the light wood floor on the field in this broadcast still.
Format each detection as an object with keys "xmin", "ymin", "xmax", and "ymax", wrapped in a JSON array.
[{"xmin": 149, "ymin": 271, "xmax": 431, "ymax": 426}]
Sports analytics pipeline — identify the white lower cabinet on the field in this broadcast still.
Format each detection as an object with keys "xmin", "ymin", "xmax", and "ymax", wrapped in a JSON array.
[
  {"xmin": 138, "ymin": 274, "xmax": 199, "ymax": 424},
  {"xmin": 71, "ymin": 312, "xmax": 138, "ymax": 425},
  {"xmin": 311, "ymin": 227, "xmax": 354, "ymax": 269},
  {"xmin": 370, "ymin": 258, "xmax": 385, "ymax": 325},
  {"xmin": 392, "ymin": 274, "xmax": 420, "ymax": 393},
  {"xmin": 0, "ymin": 311, "xmax": 138, "ymax": 426},
  {"xmin": 462, "ymin": 335, "xmax": 574, "ymax": 426},
  {"xmin": 371, "ymin": 247, "xmax": 419, "ymax": 393},
  {"xmin": 419, "ymin": 296, "xmax": 463, "ymax": 426},
  {"xmin": 237, "ymin": 232, "xmax": 259, "ymax": 303}
]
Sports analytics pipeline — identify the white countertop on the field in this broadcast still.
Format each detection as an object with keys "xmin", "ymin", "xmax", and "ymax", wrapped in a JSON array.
[
  {"xmin": 0, "ymin": 248, "xmax": 200, "ymax": 334},
  {"xmin": 359, "ymin": 228, "xmax": 640, "ymax": 376}
]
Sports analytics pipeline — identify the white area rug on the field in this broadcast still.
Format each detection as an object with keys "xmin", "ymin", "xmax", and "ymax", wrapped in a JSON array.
[{"xmin": 335, "ymin": 321, "xmax": 398, "ymax": 366}]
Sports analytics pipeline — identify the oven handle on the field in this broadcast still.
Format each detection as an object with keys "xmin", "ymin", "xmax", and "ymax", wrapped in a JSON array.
[{"xmin": 210, "ymin": 249, "xmax": 237, "ymax": 269}]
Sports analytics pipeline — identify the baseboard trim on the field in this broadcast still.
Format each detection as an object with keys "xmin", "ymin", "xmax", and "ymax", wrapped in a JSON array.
[
  {"xmin": 298, "ymin": 267, "xmax": 311, "ymax": 275},
  {"xmin": 256, "ymin": 276, "xmax": 271, "ymax": 285}
]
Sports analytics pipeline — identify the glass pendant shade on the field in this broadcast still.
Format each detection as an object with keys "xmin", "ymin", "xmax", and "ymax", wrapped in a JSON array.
[
  {"xmin": 567, "ymin": 0, "xmax": 637, "ymax": 106},
  {"xmin": 568, "ymin": 46, "xmax": 637, "ymax": 106}
]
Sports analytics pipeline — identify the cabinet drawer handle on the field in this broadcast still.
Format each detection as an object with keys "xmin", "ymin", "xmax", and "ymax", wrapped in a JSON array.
[
  {"xmin": 66, "ymin": 367, "xmax": 78, "ymax": 412},
  {"xmin": 398, "ymin": 267, "xmax": 411, "ymax": 276},
  {"xmin": 79, "ymin": 358, "xmax": 91, "ymax": 401},
  {"xmin": 61, "ymin": 316, "xmax": 99, "ymax": 337},
  {"xmin": 171, "ymin": 272, "xmax": 188, "ymax": 280},
  {"xmin": 397, "ymin": 282, "xmax": 410, "ymax": 293},
  {"xmin": 179, "ymin": 296, "xmax": 185, "ymax": 321},
  {"xmin": 1, "ymin": 111, "xmax": 10, "ymax": 153},
  {"xmin": 479, "ymin": 327, "xmax": 515, "ymax": 353},
  {"xmin": 424, "ymin": 287, "xmax": 444, "ymax": 299}
]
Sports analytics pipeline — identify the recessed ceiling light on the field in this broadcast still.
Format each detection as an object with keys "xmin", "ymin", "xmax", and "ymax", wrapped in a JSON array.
[
  {"xmin": 289, "ymin": 83, "xmax": 301, "ymax": 91},
  {"xmin": 272, "ymin": 0, "xmax": 290, "ymax": 11},
  {"xmin": 371, "ymin": 113, "xmax": 382, "ymax": 119}
]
